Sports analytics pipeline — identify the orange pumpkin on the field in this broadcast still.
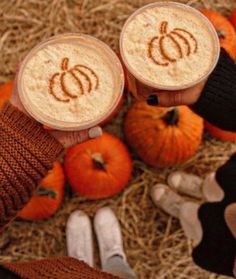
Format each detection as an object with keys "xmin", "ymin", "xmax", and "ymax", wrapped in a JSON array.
[
  {"xmin": 201, "ymin": 9, "xmax": 236, "ymax": 60},
  {"xmin": 230, "ymin": 9, "xmax": 236, "ymax": 30},
  {"xmin": 49, "ymin": 57, "xmax": 99, "ymax": 103},
  {"xmin": 0, "ymin": 80, "xmax": 13, "ymax": 108},
  {"xmin": 64, "ymin": 132, "xmax": 132, "ymax": 200},
  {"xmin": 148, "ymin": 21, "xmax": 198, "ymax": 66},
  {"xmin": 18, "ymin": 161, "xmax": 65, "ymax": 221},
  {"xmin": 205, "ymin": 121, "xmax": 236, "ymax": 142},
  {"xmin": 124, "ymin": 102, "xmax": 203, "ymax": 168}
]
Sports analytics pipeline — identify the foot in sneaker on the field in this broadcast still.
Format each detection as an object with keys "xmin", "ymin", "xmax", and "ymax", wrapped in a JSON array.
[
  {"xmin": 202, "ymin": 172, "xmax": 224, "ymax": 202},
  {"xmin": 66, "ymin": 210, "xmax": 94, "ymax": 267},
  {"xmin": 151, "ymin": 184, "xmax": 202, "ymax": 243},
  {"xmin": 179, "ymin": 202, "xmax": 203, "ymax": 246},
  {"xmin": 151, "ymin": 184, "xmax": 185, "ymax": 218},
  {"xmin": 168, "ymin": 171, "xmax": 203, "ymax": 199},
  {"xmin": 94, "ymin": 207, "xmax": 126, "ymax": 269}
]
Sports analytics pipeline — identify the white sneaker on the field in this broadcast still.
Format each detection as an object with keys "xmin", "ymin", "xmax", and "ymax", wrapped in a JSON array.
[
  {"xmin": 151, "ymin": 184, "xmax": 185, "ymax": 218},
  {"xmin": 202, "ymin": 172, "xmax": 224, "ymax": 202},
  {"xmin": 179, "ymin": 202, "xmax": 202, "ymax": 246},
  {"xmin": 94, "ymin": 207, "xmax": 126, "ymax": 269},
  {"xmin": 168, "ymin": 171, "xmax": 203, "ymax": 199},
  {"xmin": 66, "ymin": 210, "xmax": 94, "ymax": 267}
]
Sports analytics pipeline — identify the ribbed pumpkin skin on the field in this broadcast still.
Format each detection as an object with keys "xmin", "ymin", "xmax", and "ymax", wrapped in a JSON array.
[
  {"xmin": 124, "ymin": 102, "xmax": 203, "ymax": 168},
  {"xmin": 230, "ymin": 9, "xmax": 236, "ymax": 30},
  {"xmin": 201, "ymin": 9, "xmax": 236, "ymax": 60},
  {"xmin": 0, "ymin": 80, "xmax": 13, "ymax": 108},
  {"xmin": 205, "ymin": 121, "xmax": 236, "ymax": 142},
  {"xmin": 64, "ymin": 132, "xmax": 132, "ymax": 200},
  {"xmin": 18, "ymin": 161, "xmax": 65, "ymax": 221}
]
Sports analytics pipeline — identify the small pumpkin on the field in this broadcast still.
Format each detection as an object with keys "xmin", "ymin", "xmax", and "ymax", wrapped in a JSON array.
[
  {"xmin": 49, "ymin": 57, "xmax": 99, "ymax": 103},
  {"xmin": 64, "ymin": 132, "xmax": 132, "ymax": 200},
  {"xmin": 201, "ymin": 9, "xmax": 236, "ymax": 60},
  {"xmin": 0, "ymin": 80, "xmax": 13, "ymax": 108},
  {"xmin": 124, "ymin": 102, "xmax": 203, "ymax": 168},
  {"xmin": 205, "ymin": 121, "xmax": 236, "ymax": 142},
  {"xmin": 18, "ymin": 161, "xmax": 65, "ymax": 221},
  {"xmin": 148, "ymin": 21, "xmax": 198, "ymax": 66},
  {"xmin": 230, "ymin": 9, "xmax": 236, "ymax": 30}
]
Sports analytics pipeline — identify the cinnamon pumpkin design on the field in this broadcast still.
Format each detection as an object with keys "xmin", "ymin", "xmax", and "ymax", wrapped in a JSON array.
[
  {"xmin": 49, "ymin": 57, "xmax": 99, "ymax": 102},
  {"xmin": 148, "ymin": 21, "xmax": 198, "ymax": 66}
]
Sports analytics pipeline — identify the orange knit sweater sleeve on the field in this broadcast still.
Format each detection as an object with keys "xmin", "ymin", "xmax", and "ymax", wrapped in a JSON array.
[
  {"xmin": 0, "ymin": 102, "xmax": 120, "ymax": 279},
  {"xmin": 0, "ymin": 102, "xmax": 63, "ymax": 230}
]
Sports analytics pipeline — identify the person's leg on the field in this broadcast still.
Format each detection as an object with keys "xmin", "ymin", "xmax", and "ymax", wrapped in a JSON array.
[
  {"xmin": 179, "ymin": 202, "xmax": 202, "ymax": 245},
  {"xmin": 103, "ymin": 255, "xmax": 137, "ymax": 279},
  {"xmin": 66, "ymin": 210, "xmax": 94, "ymax": 267},
  {"xmin": 168, "ymin": 171, "xmax": 224, "ymax": 202},
  {"xmin": 151, "ymin": 184, "xmax": 202, "ymax": 245},
  {"xmin": 192, "ymin": 154, "xmax": 236, "ymax": 277},
  {"xmin": 151, "ymin": 183, "xmax": 185, "ymax": 218},
  {"xmin": 192, "ymin": 202, "xmax": 235, "ymax": 277},
  {"xmin": 225, "ymin": 203, "xmax": 236, "ymax": 277},
  {"xmin": 202, "ymin": 172, "xmax": 224, "ymax": 202},
  {"xmin": 168, "ymin": 171, "xmax": 203, "ymax": 198},
  {"xmin": 94, "ymin": 207, "xmax": 138, "ymax": 279}
]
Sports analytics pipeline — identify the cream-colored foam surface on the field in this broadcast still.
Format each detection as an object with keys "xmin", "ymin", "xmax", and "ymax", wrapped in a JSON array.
[
  {"xmin": 122, "ymin": 5, "xmax": 216, "ymax": 88},
  {"xmin": 22, "ymin": 42, "xmax": 116, "ymax": 123}
]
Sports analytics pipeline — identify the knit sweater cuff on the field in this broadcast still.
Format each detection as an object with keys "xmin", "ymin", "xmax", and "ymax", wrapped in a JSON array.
[
  {"xmin": 2, "ymin": 257, "xmax": 120, "ymax": 279},
  {"xmin": 191, "ymin": 49, "xmax": 236, "ymax": 131},
  {"xmin": 0, "ymin": 102, "xmax": 63, "ymax": 161}
]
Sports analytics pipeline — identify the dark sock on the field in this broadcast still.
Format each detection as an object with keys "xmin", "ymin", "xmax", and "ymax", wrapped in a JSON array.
[{"xmin": 192, "ymin": 153, "xmax": 236, "ymax": 277}]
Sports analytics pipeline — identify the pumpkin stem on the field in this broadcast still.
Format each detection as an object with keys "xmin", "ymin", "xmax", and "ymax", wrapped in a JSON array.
[
  {"xmin": 163, "ymin": 107, "xmax": 179, "ymax": 125},
  {"xmin": 37, "ymin": 188, "xmax": 57, "ymax": 199},
  {"xmin": 160, "ymin": 21, "xmax": 168, "ymax": 34},
  {"xmin": 217, "ymin": 30, "xmax": 225, "ymax": 39},
  {"xmin": 91, "ymin": 153, "xmax": 106, "ymax": 170},
  {"xmin": 61, "ymin": 57, "xmax": 69, "ymax": 71}
]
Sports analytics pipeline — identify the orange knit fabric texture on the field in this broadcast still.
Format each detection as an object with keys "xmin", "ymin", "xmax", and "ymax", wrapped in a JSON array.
[
  {"xmin": 2, "ymin": 257, "xmax": 120, "ymax": 279},
  {"xmin": 0, "ymin": 103, "xmax": 119, "ymax": 279},
  {"xmin": 0, "ymin": 102, "xmax": 63, "ymax": 230}
]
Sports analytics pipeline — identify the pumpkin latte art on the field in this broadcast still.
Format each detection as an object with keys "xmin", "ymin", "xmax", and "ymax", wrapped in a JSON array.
[
  {"xmin": 120, "ymin": 2, "xmax": 220, "ymax": 89},
  {"xmin": 19, "ymin": 34, "xmax": 124, "ymax": 130}
]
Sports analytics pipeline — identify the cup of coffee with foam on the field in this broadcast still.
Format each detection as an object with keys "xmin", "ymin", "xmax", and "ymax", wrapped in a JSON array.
[
  {"xmin": 120, "ymin": 2, "xmax": 220, "ymax": 100},
  {"xmin": 17, "ymin": 33, "xmax": 124, "ymax": 130}
]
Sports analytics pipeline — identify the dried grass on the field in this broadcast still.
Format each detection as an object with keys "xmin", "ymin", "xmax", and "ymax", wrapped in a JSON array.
[{"xmin": 1, "ymin": 0, "xmax": 236, "ymax": 278}]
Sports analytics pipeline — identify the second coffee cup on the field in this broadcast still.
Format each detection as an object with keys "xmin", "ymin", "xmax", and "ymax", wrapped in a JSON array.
[{"xmin": 119, "ymin": 2, "xmax": 220, "ymax": 100}]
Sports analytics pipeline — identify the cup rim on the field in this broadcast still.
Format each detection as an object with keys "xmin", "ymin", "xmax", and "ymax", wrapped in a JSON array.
[
  {"xmin": 119, "ymin": 1, "xmax": 220, "ymax": 91},
  {"xmin": 18, "ymin": 33, "xmax": 124, "ymax": 131}
]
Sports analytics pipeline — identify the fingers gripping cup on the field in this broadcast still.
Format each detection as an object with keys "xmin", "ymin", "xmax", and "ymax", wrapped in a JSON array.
[
  {"xmin": 120, "ymin": 2, "xmax": 220, "ymax": 99},
  {"xmin": 17, "ymin": 34, "xmax": 124, "ymax": 131}
]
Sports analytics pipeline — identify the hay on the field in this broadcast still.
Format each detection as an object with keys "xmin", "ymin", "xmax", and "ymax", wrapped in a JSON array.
[{"xmin": 0, "ymin": 0, "xmax": 236, "ymax": 278}]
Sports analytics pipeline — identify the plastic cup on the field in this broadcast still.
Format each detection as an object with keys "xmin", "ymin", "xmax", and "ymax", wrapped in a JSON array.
[
  {"xmin": 17, "ymin": 33, "xmax": 124, "ymax": 131},
  {"xmin": 119, "ymin": 2, "xmax": 220, "ymax": 100}
]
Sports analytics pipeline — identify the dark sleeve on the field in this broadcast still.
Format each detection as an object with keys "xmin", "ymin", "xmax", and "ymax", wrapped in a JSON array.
[
  {"xmin": 191, "ymin": 49, "xmax": 236, "ymax": 132},
  {"xmin": 192, "ymin": 152, "xmax": 236, "ymax": 277},
  {"xmin": 0, "ymin": 102, "xmax": 63, "ymax": 231}
]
